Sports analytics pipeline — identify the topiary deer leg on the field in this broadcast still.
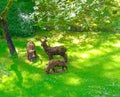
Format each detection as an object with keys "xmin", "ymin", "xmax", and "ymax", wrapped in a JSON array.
[
  {"xmin": 62, "ymin": 66, "xmax": 67, "ymax": 71},
  {"xmin": 65, "ymin": 66, "xmax": 67, "ymax": 70},
  {"xmin": 34, "ymin": 51, "xmax": 37, "ymax": 58},
  {"xmin": 28, "ymin": 53, "xmax": 31, "ymax": 61},
  {"xmin": 62, "ymin": 54, "xmax": 67, "ymax": 62},
  {"xmin": 48, "ymin": 54, "xmax": 53, "ymax": 60},
  {"xmin": 52, "ymin": 68, "xmax": 57, "ymax": 73},
  {"xmin": 62, "ymin": 66, "xmax": 65, "ymax": 71},
  {"xmin": 28, "ymin": 54, "xmax": 30, "ymax": 60}
]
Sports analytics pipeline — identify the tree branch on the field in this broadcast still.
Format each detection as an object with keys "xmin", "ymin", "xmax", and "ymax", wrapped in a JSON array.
[{"xmin": 0, "ymin": 0, "xmax": 14, "ymax": 19}]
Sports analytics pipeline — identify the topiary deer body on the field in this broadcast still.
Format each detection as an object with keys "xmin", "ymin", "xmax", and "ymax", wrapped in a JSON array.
[
  {"xmin": 36, "ymin": 37, "xmax": 67, "ymax": 62},
  {"xmin": 46, "ymin": 59, "xmax": 67, "ymax": 74}
]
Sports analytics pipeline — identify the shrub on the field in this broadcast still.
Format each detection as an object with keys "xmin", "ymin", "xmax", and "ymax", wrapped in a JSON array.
[{"xmin": 0, "ymin": 0, "xmax": 35, "ymax": 37}]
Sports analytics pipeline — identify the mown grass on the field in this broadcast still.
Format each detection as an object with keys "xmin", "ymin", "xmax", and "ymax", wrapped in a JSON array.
[{"xmin": 0, "ymin": 31, "xmax": 120, "ymax": 97}]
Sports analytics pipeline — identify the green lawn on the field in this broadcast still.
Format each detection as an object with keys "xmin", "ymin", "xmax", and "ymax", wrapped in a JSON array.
[{"xmin": 0, "ymin": 31, "xmax": 120, "ymax": 97}]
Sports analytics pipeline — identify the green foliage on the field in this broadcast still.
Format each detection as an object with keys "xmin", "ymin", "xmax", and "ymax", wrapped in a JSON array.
[
  {"xmin": 0, "ymin": 31, "xmax": 120, "ymax": 97},
  {"xmin": 0, "ymin": 0, "xmax": 35, "ymax": 37},
  {"xmin": 33, "ymin": 0, "xmax": 120, "ymax": 32}
]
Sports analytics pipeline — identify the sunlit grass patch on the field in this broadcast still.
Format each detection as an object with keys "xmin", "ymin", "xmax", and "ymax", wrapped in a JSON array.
[
  {"xmin": 112, "ymin": 41, "xmax": 120, "ymax": 47},
  {"xmin": 64, "ymin": 76, "xmax": 82, "ymax": 86},
  {"xmin": 0, "ymin": 31, "xmax": 120, "ymax": 97}
]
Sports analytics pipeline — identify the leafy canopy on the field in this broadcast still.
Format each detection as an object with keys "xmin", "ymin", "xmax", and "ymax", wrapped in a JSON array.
[{"xmin": 32, "ymin": 0, "xmax": 120, "ymax": 32}]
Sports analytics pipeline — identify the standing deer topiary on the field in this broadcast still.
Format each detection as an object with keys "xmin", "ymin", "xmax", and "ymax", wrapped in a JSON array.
[{"xmin": 36, "ymin": 37, "xmax": 67, "ymax": 62}]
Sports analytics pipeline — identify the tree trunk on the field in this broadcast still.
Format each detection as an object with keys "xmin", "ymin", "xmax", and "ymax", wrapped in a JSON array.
[
  {"xmin": 0, "ymin": 18, "xmax": 17, "ymax": 55},
  {"xmin": 0, "ymin": 0, "xmax": 17, "ymax": 55}
]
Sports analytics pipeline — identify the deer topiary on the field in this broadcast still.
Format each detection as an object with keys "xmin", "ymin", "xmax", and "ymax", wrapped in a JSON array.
[
  {"xmin": 45, "ymin": 59, "xmax": 67, "ymax": 74},
  {"xmin": 36, "ymin": 37, "xmax": 68, "ymax": 62}
]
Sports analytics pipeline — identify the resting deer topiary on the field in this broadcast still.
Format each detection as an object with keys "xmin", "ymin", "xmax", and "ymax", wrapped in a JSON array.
[
  {"xmin": 45, "ymin": 59, "xmax": 67, "ymax": 74},
  {"xmin": 36, "ymin": 37, "xmax": 67, "ymax": 62}
]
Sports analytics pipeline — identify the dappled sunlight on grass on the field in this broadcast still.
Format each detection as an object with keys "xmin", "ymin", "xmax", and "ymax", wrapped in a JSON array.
[
  {"xmin": 34, "ymin": 41, "xmax": 41, "ymax": 46},
  {"xmin": 102, "ymin": 54, "xmax": 120, "ymax": 80},
  {"xmin": 17, "ymin": 48, "xmax": 26, "ymax": 58},
  {"xmin": 112, "ymin": 41, "xmax": 120, "ymax": 47},
  {"xmin": 65, "ymin": 77, "xmax": 82, "ymax": 86},
  {"xmin": 44, "ymin": 83, "xmax": 53, "ymax": 90},
  {"xmin": 52, "ymin": 32, "xmax": 65, "ymax": 41},
  {"xmin": 88, "ymin": 49, "xmax": 103, "ymax": 55},
  {"xmin": 22, "ymin": 71, "xmax": 42, "ymax": 88},
  {"xmin": 100, "ymin": 47, "xmax": 112, "ymax": 53},
  {"xmin": 0, "ymin": 31, "xmax": 120, "ymax": 97},
  {"xmin": 112, "ymin": 55, "xmax": 120, "ymax": 63},
  {"xmin": 0, "ymin": 70, "xmax": 19, "ymax": 92},
  {"xmin": 80, "ymin": 53, "xmax": 89, "ymax": 58},
  {"xmin": 72, "ymin": 38, "xmax": 80, "ymax": 44},
  {"xmin": 51, "ymin": 42, "xmax": 64, "ymax": 46},
  {"xmin": 103, "ymin": 69, "xmax": 120, "ymax": 80}
]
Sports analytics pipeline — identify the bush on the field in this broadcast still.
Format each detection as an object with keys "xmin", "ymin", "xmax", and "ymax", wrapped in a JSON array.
[{"xmin": 0, "ymin": 0, "xmax": 35, "ymax": 37}]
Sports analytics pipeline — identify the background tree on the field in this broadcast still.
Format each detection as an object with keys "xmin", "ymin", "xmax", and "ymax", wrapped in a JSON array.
[
  {"xmin": 0, "ymin": 0, "xmax": 17, "ymax": 55},
  {"xmin": 32, "ymin": 0, "xmax": 120, "ymax": 32}
]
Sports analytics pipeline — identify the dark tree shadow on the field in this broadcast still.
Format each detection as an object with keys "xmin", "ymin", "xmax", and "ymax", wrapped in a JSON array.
[{"xmin": 10, "ymin": 58, "xmax": 23, "ymax": 88}]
